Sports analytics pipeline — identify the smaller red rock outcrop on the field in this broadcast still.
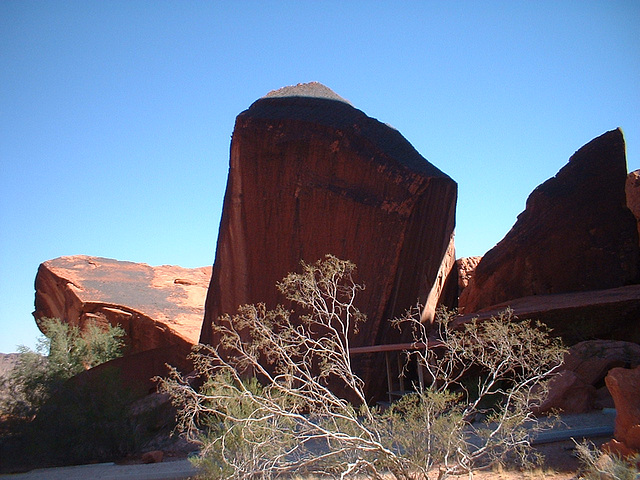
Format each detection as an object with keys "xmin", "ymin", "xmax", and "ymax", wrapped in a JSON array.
[
  {"xmin": 627, "ymin": 169, "xmax": 640, "ymax": 242},
  {"xmin": 34, "ymin": 256, "xmax": 211, "ymax": 355},
  {"xmin": 456, "ymin": 256, "xmax": 482, "ymax": 305},
  {"xmin": 460, "ymin": 129, "xmax": 639, "ymax": 313},
  {"xmin": 604, "ymin": 366, "xmax": 640, "ymax": 455},
  {"xmin": 537, "ymin": 371, "xmax": 596, "ymax": 414},
  {"xmin": 537, "ymin": 340, "xmax": 640, "ymax": 414},
  {"xmin": 72, "ymin": 346, "xmax": 194, "ymax": 397}
]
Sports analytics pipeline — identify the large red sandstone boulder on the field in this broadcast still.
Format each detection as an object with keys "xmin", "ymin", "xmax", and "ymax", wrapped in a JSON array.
[
  {"xmin": 34, "ymin": 255, "xmax": 211, "ymax": 355},
  {"xmin": 460, "ymin": 129, "xmax": 639, "ymax": 313},
  {"xmin": 200, "ymin": 83, "xmax": 458, "ymax": 400},
  {"xmin": 604, "ymin": 366, "xmax": 640, "ymax": 454}
]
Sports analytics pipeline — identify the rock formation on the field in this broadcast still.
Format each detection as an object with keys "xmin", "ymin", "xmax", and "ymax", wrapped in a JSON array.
[
  {"xmin": 200, "ymin": 82, "xmax": 458, "ymax": 400},
  {"xmin": 537, "ymin": 340, "xmax": 640, "ymax": 414},
  {"xmin": 604, "ymin": 365, "xmax": 640, "ymax": 455},
  {"xmin": 456, "ymin": 256, "xmax": 482, "ymax": 302},
  {"xmin": 34, "ymin": 255, "xmax": 211, "ymax": 356},
  {"xmin": 453, "ymin": 284, "xmax": 640, "ymax": 345},
  {"xmin": 627, "ymin": 169, "xmax": 640, "ymax": 241},
  {"xmin": 459, "ymin": 129, "xmax": 639, "ymax": 312}
]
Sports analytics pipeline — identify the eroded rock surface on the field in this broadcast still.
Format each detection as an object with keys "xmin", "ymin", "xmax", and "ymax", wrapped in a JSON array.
[
  {"xmin": 605, "ymin": 365, "xmax": 640, "ymax": 454},
  {"xmin": 460, "ymin": 129, "xmax": 639, "ymax": 312},
  {"xmin": 537, "ymin": 340, "xmax": 640, "ymax": 414},
  {"xmin": 627, "ymin": 169, "xmax": 640, "ymax": 241},
  {"xmin": 453, "ymin": 285, "xmax": 640, "ymax": 345},
  {"xmin": 456, "ymin": 256, "xmax": 482, "ymax": 304},
  {"xmin": 34, "ymin": 255, "xmax": 211, "ymax": 354},
  {"xmin": 201, "ymin": 83, "xmax": 458, "ymax": 400}
]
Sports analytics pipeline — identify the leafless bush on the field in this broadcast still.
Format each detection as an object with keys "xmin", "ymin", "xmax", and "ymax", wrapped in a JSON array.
[
  {"xmin": 159, "ymin": 255, "xmax": 565, "ymax": 480},
  {"xmin": 574, "ymin": 441, "xmax": 640, "ymax": 480}
]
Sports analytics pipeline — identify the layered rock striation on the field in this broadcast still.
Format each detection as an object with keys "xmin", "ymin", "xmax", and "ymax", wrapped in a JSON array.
[
  {"xmin": 34, "ymin": 255, "xmax": 211, "ymax": 356},
  {"xmin": 460, "ymin": 129, "xmax": 639, "ymax": 312},
  {"xmin": 200, "ymin": 83, "xmax": 458, "ymax": 399},
  {"xmin": 453, "ymin": 284, "xmax": 640, "ymax": 345}
]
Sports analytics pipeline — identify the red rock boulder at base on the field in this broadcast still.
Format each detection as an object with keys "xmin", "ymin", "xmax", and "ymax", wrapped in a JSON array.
[
  {"xmin": 460, "ymin": 129, "xmax": 639, "ymax": 313},
  {"xmin": 604, "ymin": 365, "xmax": 640, "ymax": 455},
  {"xmin": 200, "ymin": 83, "xmax": 458, "ymax": 401},
  {"xmin": 536, "ymin": 340, "xmax": 640, "ymax": 414}
]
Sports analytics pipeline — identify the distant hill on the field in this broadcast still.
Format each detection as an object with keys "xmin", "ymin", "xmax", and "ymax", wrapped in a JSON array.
[{"xmin": 0, "ymin": 353, "xmax": 20, "ymax": 379}]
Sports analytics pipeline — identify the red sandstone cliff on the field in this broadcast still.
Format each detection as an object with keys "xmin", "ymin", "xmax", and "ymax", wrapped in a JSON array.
[{"xmin": 627, "ymin": 169, "xmax": 640, "ymax": 242}]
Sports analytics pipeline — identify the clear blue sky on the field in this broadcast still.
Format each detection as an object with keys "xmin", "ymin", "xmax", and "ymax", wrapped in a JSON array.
[{"xmin": 1, "ymin": 2, "xmax": 638, "ymax": 353}]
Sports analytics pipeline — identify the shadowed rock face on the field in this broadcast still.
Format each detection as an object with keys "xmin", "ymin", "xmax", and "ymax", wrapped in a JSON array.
[
  {"xmin": 200, "ymin": 83, "xmax": 457, "ymax": 399},
  {"xmin": 453, "ymin": 284, "xmax": 640, "ymax": 345},
  {"xmin": 34, "ymin": 255, "xmax": 211, "ymax": 355},
  {"xmin": 460, "ymin": 129, "xmax": 639, "ymax": 313}
]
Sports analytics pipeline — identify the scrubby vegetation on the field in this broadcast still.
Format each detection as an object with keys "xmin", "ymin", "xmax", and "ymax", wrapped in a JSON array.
[
  {"xmin": 575, "ymin": 441, "xmax": 640, "ymax": 480},
  {"xmin": 0, "ymin": 317, "xmax": 139, "ymax": 470},
  {"xmin": 1, "ymin": 317, "xmax": 126, "ymax": 420},
  {"xmin": 159, "ymin": 255, "xmax": 567, "ymax": 479}
]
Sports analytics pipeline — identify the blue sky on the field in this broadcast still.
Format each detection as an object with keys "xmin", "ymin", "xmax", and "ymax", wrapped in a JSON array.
[{"xmin": 1, "ymin": 1, "xmax": 638, "ymax": 353}]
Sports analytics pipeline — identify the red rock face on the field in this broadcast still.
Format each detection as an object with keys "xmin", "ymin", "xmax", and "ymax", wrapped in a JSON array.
[
  {"xmin": 536, "ymin": 370, "xmax": 596, "ymax": 414},
  {"xmin": 34, "ymin": 255, "xmax": 211, "ymax": 355},
  {"xmin": 536, "ymin": 340, "xmax": 640, "ymax": 414},
  {"xmin": 627, "ymin": 169, "xmax": 640, "ymax": 242},
  {"xmin": 456, "ymin": 256, "xmax": 482, "ymax": 306},
  {"xmin": 605, "ymin": 365, "xmax": 640, "ymax": 453},
  {"xmin": 459, "ymin": 129, "xmax": 639, "ymax": 312},
  {"xmin": 452, "ymin": 284, "xmax": 640, "ymax": 345},
  {"xmin": 200, "ymin": 83, "xmax": 458, "ymax": 399}
]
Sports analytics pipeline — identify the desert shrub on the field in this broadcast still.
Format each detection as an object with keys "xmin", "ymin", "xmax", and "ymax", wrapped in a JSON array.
[
  {"xmin": 0, "ymin": 317, "xmax": 126, "ymax": 420},
  {"xmin": 0, "ymin": 317, "xmax": 128, "ymax": 470},
  {"xmin": 159, "ymin": 255, "xmax": 566, "ymax": 480},
  {"xmin": 22, "ymin": 365, "xmax": 140, "ymax": 466},
  {"xmin": 574, "ymin": 441, "xmax": 640, "ymax": 480}
]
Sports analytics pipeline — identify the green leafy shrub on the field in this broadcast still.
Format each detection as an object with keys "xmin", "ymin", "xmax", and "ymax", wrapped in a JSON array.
[
  {"xmin": 0, "ymin": 317, "xmax": 128, "ymax": 470},
  {"xmin": 159, "ymin": 255, "xmax": 566, "ymax": 479},
  {"xmin": 1, "ymin": 317, "xmax": 126, "ymax": 420}
]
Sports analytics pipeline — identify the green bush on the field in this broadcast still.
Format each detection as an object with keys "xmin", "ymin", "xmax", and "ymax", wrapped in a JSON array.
[
  {"xmin": 159, "ymin": 255, "xmax": 566, "ymax": 480},
  {"xmin": 0, "ymin": 317, "xmax": 129, "ymax": 470},
  {"xmin": 1, "ymin": 317, "xmax": 126, "ymax": 420}
]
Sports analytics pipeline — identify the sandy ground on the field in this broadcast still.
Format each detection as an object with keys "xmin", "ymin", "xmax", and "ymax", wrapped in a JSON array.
[{"xmin": 0, "ymin": 410, "xmax": 624, "ymax": 480}]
